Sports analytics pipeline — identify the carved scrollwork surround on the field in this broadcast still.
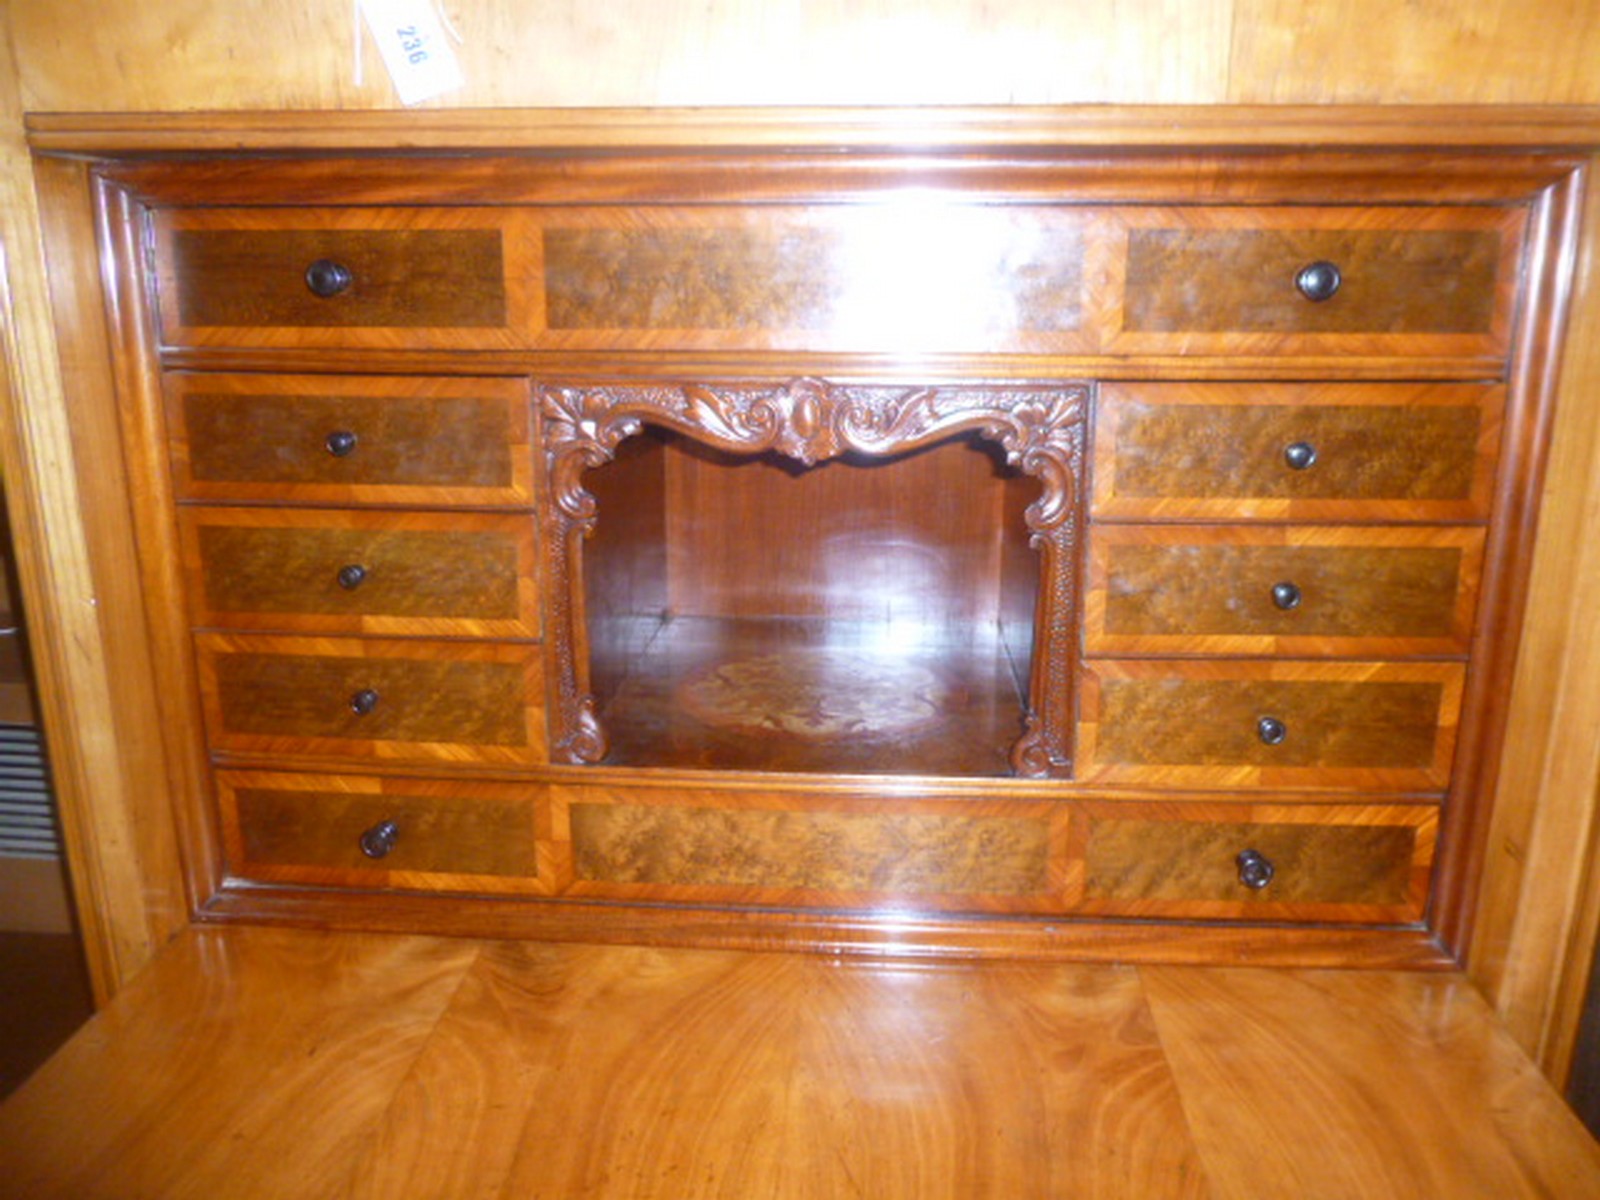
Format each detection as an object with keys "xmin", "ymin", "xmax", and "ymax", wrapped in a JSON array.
[{"xmin": 538, "ymin": 378, "xmax": 1088, "ymax": 776}]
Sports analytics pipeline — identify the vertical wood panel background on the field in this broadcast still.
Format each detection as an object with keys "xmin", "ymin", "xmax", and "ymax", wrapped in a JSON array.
[{"xmin": 2, "ymin": 0, "xmax": 1600, "ymax": 1085}]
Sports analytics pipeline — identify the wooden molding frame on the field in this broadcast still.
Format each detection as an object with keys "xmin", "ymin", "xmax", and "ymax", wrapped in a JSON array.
[{"xmin": 7, "ymin": 109, "xmax": 1600, "ymax": 1087}]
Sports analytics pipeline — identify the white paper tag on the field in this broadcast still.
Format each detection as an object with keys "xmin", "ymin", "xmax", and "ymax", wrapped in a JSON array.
[{"xmin": 358, "ymin": 0, "xmax": 464, "ymax": 106}]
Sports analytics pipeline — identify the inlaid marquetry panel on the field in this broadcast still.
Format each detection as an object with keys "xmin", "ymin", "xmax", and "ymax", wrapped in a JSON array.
[
  {"xmin": 165, "ymin": 374, "xmax": 533, "ymax": 507},
  {"xmin": 152, "ymin": 208, "xmax": 535, "ymax": 349},
  {"xmin": 180, "ymin": 508, "xmax": 539, "ymax": 638},
  {"xmin": 1074, "ymin": 801, "xmax": 1434, "ymax": 922},
  {"xmin": 557, "ymin": 785, "xmax": 1069, "ymax": 913},
  {"xmin": 1108, "ymin": 206, "xmax": 1524, "ymax": 357},
  {"xmin": 1084, "ymin": 525, "xmax": 1484, "ymax": 656},
  {"xmin": 218, "ymin": 770, "xmax": 546, "ymax": 894},
  {"xmin": 1077, "ymin": 661, "xmax": 1464, "ymax": 789},
  {"xmin": 195, "ymin": 634, "xmax": 547, "ymax": 765},
  {"xmin": 1092, "ymin": 382, "xmax": 1504, "ymax": 521}
]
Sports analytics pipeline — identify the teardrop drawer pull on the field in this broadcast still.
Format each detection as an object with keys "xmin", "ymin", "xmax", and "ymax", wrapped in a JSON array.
[
  {"xmin": 1283, "ymin": 441, "xmax": 1318, "ymax": 471},
  {"xmin": 337, "ymin": 564, "xmax": 369, "ymax": 590},
  {"xmin": 305, "ymin": 258, "xmax": 353, "ymax": 298},
  {"xmin": 1295, "ymin": 260, "xmax": 1342, "ymax": 302},
  {"xmin": 1236, "ymin": 848, "xmax": 1276, "ymax": 890},
  {"xmin": 1271, "ymin": 581, "xmax": 1302, "ymax": 610},
  {"xmin": 1257, "ymin": 716, "xmax": 1288, "ymax": 745},
  {"xmin": 324, "ymin": 430, "xmax": 359, "ymax": 458},
  {"xmin": 358, "ymin": 819, "xmax": 399, "ymax": 860},
  {"xmin": 350, "ymin": 688, "xmax": 380, "ymax": 716}
]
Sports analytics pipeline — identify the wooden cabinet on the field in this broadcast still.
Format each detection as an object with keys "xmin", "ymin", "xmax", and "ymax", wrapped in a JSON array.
[{"xmin": 50, "ymin": 124, "xmax": 1585, "ymax": 966}]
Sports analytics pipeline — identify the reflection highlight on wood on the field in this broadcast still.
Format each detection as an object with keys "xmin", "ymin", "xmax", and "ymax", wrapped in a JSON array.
[{"xmin": 1, "ymin": 927, "xmax": 1596, "ymax": 1199}]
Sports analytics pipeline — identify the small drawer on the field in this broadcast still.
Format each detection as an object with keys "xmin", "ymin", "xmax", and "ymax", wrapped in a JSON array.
[
  {"xmin": 165, "ymin": 374, "xmax": 533, "ymax": 506},
  {"xmin": 1083, "ymin": 525, "xmax": 1484, "ymax": 657},
  {"xmin": 218, "ymin": 770, "xmax": 546, "ymax": 894},
  {"xmin": 153, "ymin": 208, "xmax": 530, "ymax": 349},
  {"xmin": 1111, "ymin": 206, "xmax": 1522, "ymax": 357},
  {"xmin": 180, "ymin": 508, "xmax": 539, "ymax": 638},
  {"xmin": 1092, "ymin": 382, "xmax": 1503, "ymax": 521},
  {"xmin": 1072, "ymin": 801, "xmax": 1434, "ymax": 922},
  {"xmin": 1076, "ymin": 660, "xmax": 1463, "ymax": 789},
  {"xmin": 197, "ymin": 634, "xmax": 547, "ymax": 766}
]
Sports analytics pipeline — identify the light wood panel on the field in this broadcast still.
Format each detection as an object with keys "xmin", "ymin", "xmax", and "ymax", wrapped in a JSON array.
[{"xmin": 1, "ymin": 927, "xmax": 1596, "ymax": 1198}]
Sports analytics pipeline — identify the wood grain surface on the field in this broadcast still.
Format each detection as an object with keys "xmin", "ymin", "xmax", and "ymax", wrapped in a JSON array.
[{"xmin": 1, "ymin": 927, "xmax": 1596, "ymax": 1199}]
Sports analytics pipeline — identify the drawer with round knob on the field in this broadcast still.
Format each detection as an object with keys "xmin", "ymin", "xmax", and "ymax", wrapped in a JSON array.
[
  {"xmin": 1109, "ymin": 206, "xmax": 1523, "ymax": 358},
  {"xmin": 217, "ymin": 770, "xmax": 547, "ymax": 894},
  {"xmin": 1083, "ymin": 525, "xmax": 1484, "ymax": 657},
  {"xmin": 180, "ymin": 508, "xmax": 540, "ymax": 638},
  {"xmin": 165, "ymin": 374, "xmax": 533, "ymax": 506},
  {"xmin": 1071, "ymin": 801, "xmax": 1434, "ymax": 922},
  {"xmin": 195, "ymin": 634, "xmax": 548, "ymax": 766},
  {"xmin": 1076, "ymin": 661, "xmax": 1464, "ymax": 789},
  {"xmin": 152, "ymin": 208, "xmax": 533, "ymax": 349},
  {"xmin": 1091, "ymin": 382, "xmax": 1504, "ymax": 521}
]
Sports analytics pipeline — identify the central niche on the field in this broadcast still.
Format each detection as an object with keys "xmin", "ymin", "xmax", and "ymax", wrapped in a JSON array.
[{"xmin": 539, "ymin": 379, "xmax": 1088, "ymax": 778}]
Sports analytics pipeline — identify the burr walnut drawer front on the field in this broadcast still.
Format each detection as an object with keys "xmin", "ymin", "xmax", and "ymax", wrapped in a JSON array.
[
  {"xmin": 1084, "ymin": 526, "xmax": 1484, "ymax": 657},
  {"xmin": 1073, "ymin": 802, "xmax": 1435, "ymax": 923},
  {"xmin": 152, "ymin": 209, "xmax": 530, "ymax": 348},
  {"xmin": 218, "ymin": 771, "xmax": 545, "ymax": 894},
  {"xmin": 1092, "ymin": 382, "xmax": 1504, "ymax": 521},
  {"xmin": 196, "ymin": 634, "xmax": 547, "ymax": 766},
  {"xmin": 1111, "ymin": 206, "xmax": 1522, "ymax": 356},
  {"xmin": 164, "ymin": 374, "xmax": 533, "ymax": 506},
  {"xmin": 180, "ymin": 508, "xmax": 539, "ymax": 639},
  {"xmin": 1077, "ymin": 661, "xmax": 1464, "ymax": 789}
]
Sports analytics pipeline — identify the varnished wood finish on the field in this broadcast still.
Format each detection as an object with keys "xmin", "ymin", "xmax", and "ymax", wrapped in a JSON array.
[
  {"xmin": 1084, "ymin": 525, "xmax": 1484, "ymax": 656},
  {"xmin": 2, "ymin": 927, "xmax": 1596, "ymax": 1199},
  {"xmin": 196, "ymin": 634, "xmax": 547, "ymax": 766},
  {"xmin": 1092, "ymin": 381, "xmax": 1504, "ymax": 520},
  {"xmin": 166, "ymin": 373, "xmax": 534, "ymax": 506},
  {"xmin": 1079, "ymin": 660, "xmax": 1463, "ymax": 789},
  {"xmin": 1076, "ymin": 801, "xmax": 1434, "ymax": 922},
  {"xmin": 219, "ymin": 771, "xmax": 544, "ymax": 894},
  {"xmin": 180, "ymin": 508, "xmax": 540, "ymax": 638}
]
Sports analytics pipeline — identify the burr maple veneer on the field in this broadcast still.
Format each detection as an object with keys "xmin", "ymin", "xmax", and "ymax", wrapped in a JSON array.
[{"xmin": 58, "ymin": 124, "xmax": 1585, "ymax": 965}]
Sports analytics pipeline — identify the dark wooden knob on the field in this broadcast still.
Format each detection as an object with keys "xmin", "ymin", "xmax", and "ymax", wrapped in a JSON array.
[
  {"xmin": 350, "ymin": 688, "xmax": 380, "ymax": 716},
  {"xmin": 1271, "ymin": 581, "xmax": 1302, "ymax": 610},
  {"xmin": 1295, "ymin": 260, "xmax": 1342, "ymax": 302},
  {"xmin": 1257, "ymin": 716, "xmax": 1287, "ymax": 745},
  {"xmin": 1283, "ymin": 441, "xmax": 1318, "ymax": 471},
  {"xmin": 337, "ymin": 564, "xmax": 368, "ymax": 590},
  {"xmin": 305, "ymin": 258, "xmax": 353, "ymax": 298},
  {"xmin": 358, "ymin": 819, "xmax": 399, "ymax": 859},
  {"xmin": 1236, "ymin": 848, "xmax": 1276, "ymax": 890},
  {"xmin": 324, "ymin": 430, "xmax": 358, "ymax": 458}
]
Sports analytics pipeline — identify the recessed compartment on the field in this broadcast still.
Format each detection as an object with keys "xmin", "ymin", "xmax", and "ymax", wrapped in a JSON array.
[{"xmin": 539, "ymin": 380, "xmax": 1090, "ymax": 778}]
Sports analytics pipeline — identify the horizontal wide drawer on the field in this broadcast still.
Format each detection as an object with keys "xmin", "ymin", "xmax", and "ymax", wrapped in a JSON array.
[
  {"xmin": 1083, "ymin": 525, "xmax": 1484, "ymax": 656},
  {"xmin": 196, "ymin": 634, "xmax": 547, "ymax": 766},
  {"xmin": 151, "ymin": 205, "xmax": 1519, "ymax": 359},
  {"xmin": 181, "ymin": 508, "xmax": 539, "ymax": 638},
  {"xmin": 1077, "ymin": 661, "xmax": 1463, "ymax": 789},
  {"xmin": 218, "ymin": 770, "xmax": 543, "ymax": 893},
  {"xmin": 1092, "ymin": 381, "xmax": 1504, "ymax": 521},
  {"xmin": 165, "ymin": 373, "xmax": 534, "ymax": 506},
  {"xmin": 1073, "ymin": 801, "xmax": 1434, "ymax": 922}
]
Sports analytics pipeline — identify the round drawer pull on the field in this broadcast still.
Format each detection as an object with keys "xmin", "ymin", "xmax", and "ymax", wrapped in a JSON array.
[
  {"xmin": 350, "ymin": 688, "xmax": 380, "ymax": 716},
  {"xmin": 337, "ymin": 564, "xmax": 369, "ymax": 590},
  {"xmin": 1295, "ymin": 260, "xmax": 1342, "ymax": 302},
  {"xmin": 1236, "ymin": 848, "xmax": 1276, "ymax": 890},
  {"xmin": 1271, "ymin": 581, "xmax": 1302, "ymax": 611},
  {"xmin": 325, "ymin": 430, "xmax": 359, "ymax": 458},
  {"xmin": 305, "ymin": 258, "xmax": 353, "ymax": 298},
  {"xmin": 359, "ymin": 819, "xmax": 399, "ymax": 860},
  {"xmin": 1257, "ymin": 715, "xmax": 1288, "ymax": 745},
  {"xmin": 1283, "ymin": 441, "xmax": 1318, "ymax": 471}
]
